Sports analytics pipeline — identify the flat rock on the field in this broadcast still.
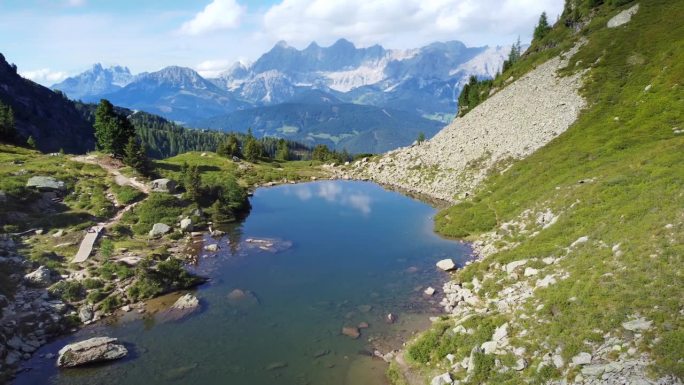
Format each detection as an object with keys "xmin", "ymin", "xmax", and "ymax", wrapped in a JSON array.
[
  {"xmin": 607, "ymin": 4, "xmax": 639, "ymax": 28},
  {"xmin": 26, "ymin": 176, "xmax": 66, "ymax": 191},
  {"xmin": 436, "ymin": 259, "xmax": 456, "ymax": 271},
  {"xmin": 622, "ymin": 318, "xmax": 652, "ymax": 331},
  {"xmin": 424, "ymin": 287, "xmax": 436, "ymax": 296},
  {"xmin": 57, "ymin": 337, "xmax": 127, "ymax": 368},
  {"xmin": 160, "ymin": 294, "xmax": 200, "ymax": 321}
]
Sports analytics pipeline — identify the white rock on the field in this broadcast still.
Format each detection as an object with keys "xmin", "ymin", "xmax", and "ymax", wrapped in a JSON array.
[
  {"xmin": 570, "ymin": 236, "xmax": 589, "ymax": 248},
  {"xmin": 607, "ymin": 4, "xmax": 640, "ymax": 28},
  {"xmin": 481, "ymin": 341, "xmax": 497, "ymax": 354},
  {"xmin": 424, "ymin": 287, "xmax": 436, "ymax": 296},
  {"xmin": 446, "ymin": 353, "xmax": 456, "ymax": 364},
  {"xmin": 524, "ymin": 267, "xmax": 539, "ymax": 277},
  {"xmin": 536, "ymin": 275, "xmax": 557, "ymax": 288},
  {"xmin": 542, "ymin": 257, "xmax": 556, "ymax": 265},
  {"xmin": 505, "ymin": 259, "xmax": 528, "ymax": 274},
  {"xmin": 552, "ymin": 354, "xmax": 564, "ymax": 368},
  {"xmin": 436, "ymin": 259, "xmax": 456, "ymax": 271},
  {"xmin": 204, "ymin": 244, "xmax": 219, "ymax": 252},
  {"xmin": 571, "ymin": 352, "xmax": 592, "ymax": 366},
  {"xmin": 493, "ymin": 323, "xmax": 508, "ymax": 342},
  {"xmin": 431, "ymin": 372, "xmax": 452, "ymax": 385},
  {"xmin": 622, "ymin": 318, "xmax": 652, "ymax": 331}
]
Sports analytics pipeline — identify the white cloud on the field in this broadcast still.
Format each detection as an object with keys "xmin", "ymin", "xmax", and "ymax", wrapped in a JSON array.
[
  {"xmin": 19, "ymin": 68, "xmax": 70, "ymax": 85},
  {"xmin": 195, "ymin": 59, "xmax": 233, "ymax": 78},
  {"xmin": 262, "ymin": 0, "xmax": 564, "ymax": 48},
  {"xmin": 180, "ymin": 0, "xmax": 246, "ymax": 36},
  {"xmin": 65, "ymin": 0, "xmax": 87, "ymax": 7}
]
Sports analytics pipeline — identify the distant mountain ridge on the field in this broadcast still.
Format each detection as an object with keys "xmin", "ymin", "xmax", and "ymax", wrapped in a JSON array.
[
  {"xmin": 52, "ymin": 64, "xmax": 133, "ymax": 101},
  {"xmin": 51, "ymin": 38, "xmax": 511, "ymax": 153}
]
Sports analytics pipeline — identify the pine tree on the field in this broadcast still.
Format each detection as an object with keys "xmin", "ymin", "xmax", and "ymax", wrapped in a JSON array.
[
  {"xmin": 0, "ymin": 102, "xmax": 15, "ymax": 142},
  {"xmin": 94, "ymin": 99, "xmax": 136, "ymax": 158},
  {"xmin": 243, "ymin": 129, "xmax": 264, "ymax": 162},
  {"xmin": 417, "ymin": 132, "xmax": 426, "ymax": 143},
  {"xmin": 534, "ymin": 12, "xmax": 552, "ymax": 41},
  {"xmin": 275, "ymin": 139, "xmax": 290, "ymax": 161},
  {"xmin": 123, "ymin": 136, "xmax": 150, "ymax": 175},
  {"xmin": 217, "ymin": 133, "xmax": 241, "ymax": 158},
  {"xmin": 26, "ymin": 135, "xmax": 36, "ymax": 149},
  {"xmin": 182, "ymin": 164, "xmax": 202, "ymax": 203}
]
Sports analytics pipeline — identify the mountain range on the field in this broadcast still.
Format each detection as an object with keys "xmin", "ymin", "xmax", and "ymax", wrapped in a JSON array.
[{"xmin": 52, "ymin": 39, "xmax": 510, "ymax": 153}]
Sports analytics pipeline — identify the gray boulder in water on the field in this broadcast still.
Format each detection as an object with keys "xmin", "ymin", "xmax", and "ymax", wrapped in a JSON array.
[{"xmin": 57, "ymin": 337, "xmax": 127, "ymax": 367}]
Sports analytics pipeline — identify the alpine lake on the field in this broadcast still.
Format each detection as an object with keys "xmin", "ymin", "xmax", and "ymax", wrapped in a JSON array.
[{"xmin": 14, "ymin": 181, "xmax": 470, "ymax": 385}]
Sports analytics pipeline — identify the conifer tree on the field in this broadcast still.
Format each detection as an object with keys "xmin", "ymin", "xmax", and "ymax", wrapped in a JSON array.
[
  {"xmin": 123, "ymin": 136, "xmax": 150, "ymax": 175},
  {"xmin": 534, "ymin": 12, "xmax": 552, "ymax": 41},
  {"xmin": 275, "ymin": 139, "xmax": 290, "ymax": 161},
  {"xmin": 26, "ymin": 135, "xmax": 36, "ymax": 149},
  {"xmin": 0, "ymin": 102, "xmax": 15, "ymax": 142},
  {"xmin": 94, "ymin": 99, "xmax": 135, "ymax": 157},
  {"xmin": 182, "ymin": 164, "xmax": 202, "ymax": 203}
]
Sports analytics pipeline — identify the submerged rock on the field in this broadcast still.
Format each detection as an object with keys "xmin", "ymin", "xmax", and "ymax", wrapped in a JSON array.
[
  {"xmin": 160, "ymin": 294, "xmax": 200, "ymax": 321},
  {"xmin": 342, "ymin": 326, "xmax": 360, "ymax": 339},
  {"xmin": 57, "ymin": 337, "xmax": 127, "ymax": 368}
]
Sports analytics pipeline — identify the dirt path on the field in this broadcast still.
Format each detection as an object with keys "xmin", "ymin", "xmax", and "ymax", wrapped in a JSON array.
[
  {"xmin": 72, "ymin": 155, "xmax": 150, "ymax": 194},
  {"xmin": 70, "ymin": 155, "xmax": 150, "ymax": 263}
]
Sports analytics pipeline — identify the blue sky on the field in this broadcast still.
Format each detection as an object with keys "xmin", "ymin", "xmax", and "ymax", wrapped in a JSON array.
[{"xmin": 0, "ymin": 0, "xmax": 564, "ymax": 85}]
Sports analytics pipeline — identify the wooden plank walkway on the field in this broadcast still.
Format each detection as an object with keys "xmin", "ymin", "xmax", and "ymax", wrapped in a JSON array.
[{"xmin": 72, "ymin": 225, "xmax": 104, "ymax": 263}]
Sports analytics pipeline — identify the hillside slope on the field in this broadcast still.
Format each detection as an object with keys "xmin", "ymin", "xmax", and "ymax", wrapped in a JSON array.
[
  {"xmin": 346, "ymin": 1, "xmax": 682, "ymax": 384},
  {"xmin": 0, "ymin": 54, "xmax": 95, "ymax": 153}
]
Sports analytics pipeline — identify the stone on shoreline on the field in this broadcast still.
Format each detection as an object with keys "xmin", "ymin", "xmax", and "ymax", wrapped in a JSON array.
[
  {"xmin": 436, "ymin": 259, "xmax": 456, "ymax": 271},
  {"xmin": 424, "ymin": 287, "xmax": 436, "ymax": 296},
  {"xmin": 180, "ymin": 218, "xmax": 193, "ymax": 232},
  {"xmin": 57, "ymin": 337, "xmax": 127, "ymax": 368}
]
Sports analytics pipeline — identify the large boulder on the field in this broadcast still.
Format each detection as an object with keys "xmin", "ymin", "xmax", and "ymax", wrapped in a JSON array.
[
  {"xmin": 23, "ymin": 266, "xmax": 54, "ymax": 286},
  {"xmin": 436, "ymin": 258, "xmax": 456, "ymax": 271},
  {"xmin": 179, "ymin": 218, "xmax": 193, "ymax": 233},
  {"xmin": 150, "ymin": 179, "xmax": 177, "ymax": 193},
  {"xmin": 57, "ymin": 337, "xmax": 127, "ymax": 367},
  {"xmin": 26, "ymin": 176, "xmax": 66, "ymax": 192},
  {"xmin": 149, "ymin": 223, "xmax": 171, "ymax": 238}
]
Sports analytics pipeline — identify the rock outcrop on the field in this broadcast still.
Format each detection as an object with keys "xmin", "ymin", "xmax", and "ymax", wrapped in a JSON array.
[
  {"xmin": 25, "ymin": 176, "xmax": 66, "ymax": 192},
  {"xmin": 150, "ymin": 179, "xmax": 177, "ymax": 193},
  {"xmin": 57, "ymin": 337, "xmax": 128, "ymax": 367}
]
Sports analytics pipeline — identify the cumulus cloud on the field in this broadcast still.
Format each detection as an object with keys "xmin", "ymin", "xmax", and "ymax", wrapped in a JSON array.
[
  {"xmin": 65, "ymin": 0, "xmax": 86, "ymax": 7},
  {"xmin": 20, "ymin": 68, "xmax": 70, "ymax": 85},
  {"xmin": 262, "ymin": 0, "xmax": 564, "ymax": 47},
  {"xmin": 195, "ymin": 59, "xmax": 234, "ymax": 78},
  {"xmin": 181, "ymin": 0, "xmax": 246, "ymax": 36}
]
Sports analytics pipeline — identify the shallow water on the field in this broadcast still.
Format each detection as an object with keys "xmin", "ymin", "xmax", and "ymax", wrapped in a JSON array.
[{"xmin": 14, "ymin": 181, "xmax": 469, "ymax": 385}]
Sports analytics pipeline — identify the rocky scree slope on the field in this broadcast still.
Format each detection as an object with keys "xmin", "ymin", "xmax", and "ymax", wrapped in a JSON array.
[
  {"xmin": 350, "ymin": 44, "xmax": 586, "ymax": 202},
  {"xmin": 370, "ymin": 1, "xmax": 683, "ymax": 384}
]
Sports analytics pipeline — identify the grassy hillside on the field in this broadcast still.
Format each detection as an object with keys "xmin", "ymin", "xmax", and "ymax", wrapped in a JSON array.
[{"xmin": 402, "ymin": 0, "xmax": 683, "ymax": 383}]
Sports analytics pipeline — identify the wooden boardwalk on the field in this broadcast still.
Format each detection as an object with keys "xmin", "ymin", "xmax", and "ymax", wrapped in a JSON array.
[{"xmin": 72, "ymin": 225, "xmax": 104, "ymax": 263}]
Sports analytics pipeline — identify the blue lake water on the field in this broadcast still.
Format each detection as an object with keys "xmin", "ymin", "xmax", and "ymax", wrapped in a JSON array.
[{"xmin": 14, "ymin": 181, "xmax": 470, "ymax": 385}]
